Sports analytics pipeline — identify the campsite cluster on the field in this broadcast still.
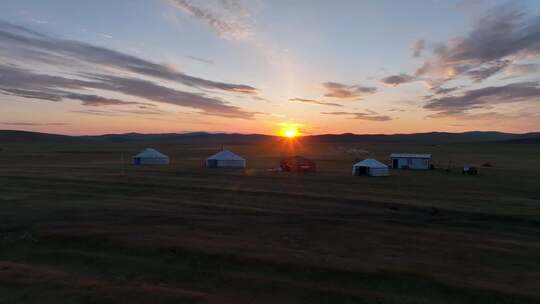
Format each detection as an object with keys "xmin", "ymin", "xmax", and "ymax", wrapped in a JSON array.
[
  {"xmin": 132, "ymin": 148, "xmax": 437, "ymax": 176},
  {"xmin": 1, "ymin": 136, "xmax": 538, "ymax": 303}
]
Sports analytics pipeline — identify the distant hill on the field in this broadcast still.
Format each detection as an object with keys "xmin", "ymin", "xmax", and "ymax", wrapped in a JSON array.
[
  {"xmin": 83, "ymin": 132, "xmax": 271, "ymax": 143},
  {"xmin": 1, "ymin": 130, "xmax": 539, "ymax": 144},
  {"xmin": 0, "ymin": 130, "xmax": 79, "ymax": 143},
  {"xmin": 304, "ymin": 131, "xmax": 540, "ymax": 144}
]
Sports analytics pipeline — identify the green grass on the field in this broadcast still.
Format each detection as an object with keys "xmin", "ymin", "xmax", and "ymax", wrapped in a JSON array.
[{"xmin": 0, "ymin": 140, "xmax": 539, "ymax": 303}]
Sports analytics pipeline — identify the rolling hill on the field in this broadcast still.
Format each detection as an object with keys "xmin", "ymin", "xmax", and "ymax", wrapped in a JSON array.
[{"xmin": 0, "ymin": 129, "xmax": 539, "ymax": 144}]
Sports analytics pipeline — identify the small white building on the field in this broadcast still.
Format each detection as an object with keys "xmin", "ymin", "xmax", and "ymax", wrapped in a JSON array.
[
  {"xmin": 390, "ymin": 153, "xmax": 431, "ymax": 170},
  {"xmin": 205, "ymin": 149, "xmax": 246, "ymax": 168},
  {"xmin": 133, "ymin": 148, "xmax": 170, "ymax": 165},
  {"xmin": 352, "ymin": 158, "xmax": 389, "ymax": 176}
]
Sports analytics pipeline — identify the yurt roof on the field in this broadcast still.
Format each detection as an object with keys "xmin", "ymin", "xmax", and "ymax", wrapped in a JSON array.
[
  {"xmin": 207, "ymin": 149, "xmax": 245, "ymax": 161},
  {"xmin": 353, "ymin": 158, "xmax": 387, "ymax": 168},
  {"xmin": 134, "ymin": 148, "xmax": 168, "ymax": 158}
]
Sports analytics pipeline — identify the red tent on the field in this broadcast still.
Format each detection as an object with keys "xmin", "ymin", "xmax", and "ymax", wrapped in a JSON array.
[{"xmin": 280, "ymin": 156, "xmax": 316, "ymax": 172}]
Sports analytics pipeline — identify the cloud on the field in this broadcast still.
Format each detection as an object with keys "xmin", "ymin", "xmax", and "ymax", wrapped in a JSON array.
[
  {"xmin": 424, "ymin": 82, "xmax": 540, "ymax": 116},
  {"xmin": 0, "ymin": 21, "xmax": 260, "ymax": 119},
  {"xmin": 1, "ymin": 122, "xmax": 69, "ymax": 126},
  {"xmin": 412, "ymin": 39, "xmax": 425, "ymax": 58},
  {"xmin": 251, "ymin": 95, "xmax": 271, "ymax": 103},
  {"xmin": 289, "ymin": 98, "xmax": 343, "ymax": 107},
  {"xmin": 431, "ymin": 86, "xmax": 460, "ymax": 95},
  {"xmin": 465, "ymin": 60, "xmax": 510, "ymax": 82},
  {"xmin": 71, "ymin": 109, "xmax": 118, "ymax": 117},
  {"xmin": 0, "ymin": 21, "xmax": 257, "ymax": 94},
  {"xmin": 322, "ymin": 82, "xmax": 377, "ymax": 99},
  {"xmin": 426, "ymin": 110, "xmax": 540, "ymax": 121},
  {"xmin": 96, "ymin": 33, "xmax": 113, "ymax": 39},
  {"xmin": 115, "ymin": 108, "xmax": 165, "ymax": 115},
  {"xmin": 185, "ymin": 55, "xmax": 214, "ymax": 65},
  {"xmin": 426, "ymin": 111, "xmax": 504, "ymax": 120},
  {"xmin": 168, "ymin": 0, "xmax": 253, "ymax": 41},
  {"xmin": 380, "ymin": 73, "xmax": 416, "ymax": 86},
  {"xmin": 19, "ymin": 10, "xmax": 49, "ymax": 24},
  {"xmin": 0, "ymin": 86, "xmax": 141, "ymax": 107},
  {"xmin": 502, "ymin": 63, "xmax": 540, "ymax": 79},
  {"xmin": 0, "ymin": 64, "xmax": 255, "ymax": 119},
  {"xmin": 415, "ymin": 3, "xmax": 540, "ymax": 83},
  {"xmin": 62, "ymin": 93, "xmax": 142, "ymax": 106},
  {"xmin": 321, "ymin": 111, "xmax": 392, "ymax": 121},
  {"xmin": 83, "ymin": 73, "xmax": 255, "ymax": 118},
  {"xmin": 0, "ymin": 64, "xmax": 142, "ymax": 106}
]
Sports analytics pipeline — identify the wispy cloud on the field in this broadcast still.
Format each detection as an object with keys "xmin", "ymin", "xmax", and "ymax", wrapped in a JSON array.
[
  {"xmin": 412, "ymin": 39, "xmax": 425, "ymax": 58},
  {"xmin": 502, "ymin": 63, "xmax": 540, "ymax": 79},
  {"xmin": 71, "ymin": 109, "xmax": 118, "ymax": 117},
  {"xmin": 96, "ymin": 32, "xmax": 113, "ymax": 39},
  {"xmin": 167, "ymin": 0, "xmax": 254, "ymax": 41},
  {"xmin": 84, "ymin": 73, "xmax": 256, "ymax": 119},
  {"xmin": 185, "ymin": 55, "xmax": 214, "ymax": 65},
  {"xmin": 321, "ymin": 111, "xmax": 392, "ymax": 121},
  {"xmin": 1, "ymin": 122, "xmax": 69, "ymax": 126},
  {"xmin": 0, "ymin": 21, "xmax": 257, "ymax": 94},
  {"xmin": 0, "ymin": 64, "xmax": 256, "ymax": 119},
  {"xmin": 0, "ymin": 64, "xmax": 144, "ymax": 106},
  {"xmin": 19, "ymin": 10, "xmax": 49, "ymax": 24},
  {"xmin": 380, "ymin": 74, "xmax": 417, "ymax": 86},
  {"xmin": 415, "ymin": 3, "xmax": 540, "ymax": 83},
  {"xmin": 0, "ymin": 21, "xmax": 259, "ymax": 119},
  {"xmin": 465, "ymin": 60, "xmax": 510, "ymax": 83},
  {"xmin": 424, "ymin": 82, "xmax": 540, "ymax": 117},
  {"xmin": 322, "ymin": 82, "xmax": 377, "ymax": 99},
  {"xmin": 426, "ymin": 110, "xmax": 540, "ymax": 121},
  {"xmin": 63, "ymin": 93, "xmax": 142, "ymax": 107},
  {"xmin": 251, "ymin": 95, "xmax": 272, "ymax": 103},
  {"xmin": 387, "ymin": 108, "xmax": 407, "ymax": 112},
  {"xmin": 431, "ymin": 86, "xmax": 461, "ymax": 95},
  {"xmin": 289, "ymin": 98, "xmax": 343, "ymax": 107}
]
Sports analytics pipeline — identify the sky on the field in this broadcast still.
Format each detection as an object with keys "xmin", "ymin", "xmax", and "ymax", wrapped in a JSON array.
[{"xmin": 0, "ymin": 0, "xmax": 539, "ymax": 136}]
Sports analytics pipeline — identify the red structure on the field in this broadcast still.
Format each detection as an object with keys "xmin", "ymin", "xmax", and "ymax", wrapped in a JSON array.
[{"xmin": 280, "ymin": 156, "xmax": 317, "ymax": 172}]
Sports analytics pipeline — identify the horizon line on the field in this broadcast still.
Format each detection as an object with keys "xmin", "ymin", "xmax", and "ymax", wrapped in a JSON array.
[{"xmin": 1, "ymin": 129, "xmax": 539, "ymax": 137}]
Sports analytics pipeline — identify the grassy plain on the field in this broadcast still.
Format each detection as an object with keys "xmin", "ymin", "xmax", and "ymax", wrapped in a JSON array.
[{"xmin": 0, "ymin": 139, "xmax": 539, "ymax": 303}]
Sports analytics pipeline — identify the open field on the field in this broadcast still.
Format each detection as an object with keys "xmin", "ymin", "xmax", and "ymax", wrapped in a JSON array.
[{"xmin": 1, "ymin": 139, "xmax": 539, "ymax": 303}]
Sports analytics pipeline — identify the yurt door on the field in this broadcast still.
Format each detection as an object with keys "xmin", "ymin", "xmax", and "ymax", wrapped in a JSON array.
[
  {"xmin": 207, "ymin": 159, "xmax": 218, "ymax": 168},
  {"xmin": 355, "ymin": 166, "xmax": 368, "ymax": 176}
]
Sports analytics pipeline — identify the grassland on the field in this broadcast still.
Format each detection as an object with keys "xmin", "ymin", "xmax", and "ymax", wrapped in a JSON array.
[{"xmin": 0, "ymin": 139, "xmax": 539, "ymax": 303}]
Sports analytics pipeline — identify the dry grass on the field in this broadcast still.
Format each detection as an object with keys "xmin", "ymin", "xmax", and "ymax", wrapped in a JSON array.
[{"xmin": 0, "ymin": 140, "xmax": 539, "ymax": 303}]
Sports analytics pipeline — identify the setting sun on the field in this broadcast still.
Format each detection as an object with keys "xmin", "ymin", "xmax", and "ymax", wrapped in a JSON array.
[
  {"xmin": 285, "ymin": 129, "xmax": 297, "ymax": 138},
  {"xmin": 278, "ymin": 123, "xmax": 303, "ymax": 138}
]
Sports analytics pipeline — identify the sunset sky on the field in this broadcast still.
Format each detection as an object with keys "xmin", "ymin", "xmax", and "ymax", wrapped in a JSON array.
[{"xmin": 1, "ymin": 0, "xmax": 539, "ymax": 135}]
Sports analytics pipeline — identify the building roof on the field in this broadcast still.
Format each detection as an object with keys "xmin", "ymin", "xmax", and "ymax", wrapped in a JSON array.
[
  {"xmin": 134, "ymin": 148, "xmax": 168, "ymax": 159},
  {"xmin": 353, "ymin": 158, "xmax": 388, "ymax": 168},
  {"xmin": 207, "ymin": 149, "xmax": 245, "ymax": 161},
  {"xmin": 390, "ymin": 153, "xmax": 431, "ymax": 159}
]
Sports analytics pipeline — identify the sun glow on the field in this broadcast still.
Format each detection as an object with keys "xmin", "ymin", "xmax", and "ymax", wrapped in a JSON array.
[
  {"xmin": 285, "ymin": 129, "xmax": 297, "ymax": 138},
  {"xmin": 278, "ymin": 123, "xmax": 303, "ymax": 138}
]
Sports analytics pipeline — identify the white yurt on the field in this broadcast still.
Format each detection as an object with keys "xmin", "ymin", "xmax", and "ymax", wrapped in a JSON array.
[
  {"xmin": 205, "ymin": 149, "xmax": 246, "ymax": 168},
  {"xmin": 352, "ymin": 158, "xmax": 389, "ymax": 176},
  {"xmin": 132, "ymin": 148, "xmax": 170, "ymax": 165}
]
